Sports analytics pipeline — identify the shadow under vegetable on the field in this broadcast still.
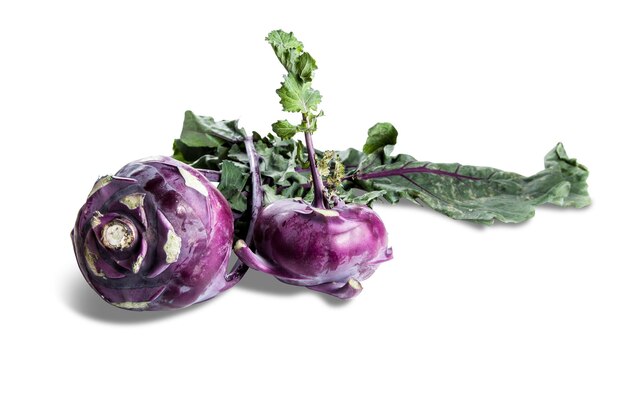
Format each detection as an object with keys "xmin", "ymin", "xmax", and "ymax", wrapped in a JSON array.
[
  {"xmin": 64, "ymin": 272, "xmax": 207, "ymax": 324},
  {"xmin": 65, "ymin": 262, "xmax": 348, "ymax": 323},
  {"xmin": 235, "ymin": 268, "xmax": 349, "ymax": 307}
]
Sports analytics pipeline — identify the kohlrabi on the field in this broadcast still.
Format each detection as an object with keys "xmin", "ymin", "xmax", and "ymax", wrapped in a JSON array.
[
  {"xmin": 235, "ymin": 198, "xmax": 392, "ymax": 298},
  {"xmin": 232, "ymin": 30, "xmax": 393, "ymax": 299},
  {"xmin": 72, "ymin": 156, "xmax": 235, "ymax": 310},
  {"xmin": 70, "ymin": 134, "xmax": 268, "ymax": 311}
]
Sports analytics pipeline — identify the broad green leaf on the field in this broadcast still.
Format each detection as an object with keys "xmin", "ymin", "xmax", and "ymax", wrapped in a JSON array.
[
  {"xmin": 276, "ymin": 74, "xmax": 321, "ymax": 113},
  {"xmin": 178, "ymin": 111, "xmax": 246, "ymax": 148},
  {"xmin": 217, "ymin": 160, "xmax": 250, "ymax": 213},
  {"xmin": 173, "ymin": 139, "xmax": 222, "ymax": 166},
  {"xmin": 342, "ymin": 142, "xmax": 591, "ymax": 224},
  {"xmin": 272, "ymin": 120, "xmax": 299, "ymax": 139},
  {"xmin": 363, "ymin": 123, "xmax": 398, "ymax": 154}
]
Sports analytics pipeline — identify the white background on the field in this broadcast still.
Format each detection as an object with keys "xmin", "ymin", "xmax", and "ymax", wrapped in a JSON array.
[{"xmin": 1, "ymin": 1, "xmax": 624, "ymax": 416}]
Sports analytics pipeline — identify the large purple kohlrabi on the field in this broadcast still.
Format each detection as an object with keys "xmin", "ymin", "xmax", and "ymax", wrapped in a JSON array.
[
  {"xmin": 235, "ymin": 198, "xmax": 392, "ymax": 299},
  {"xmin": 71, "ymin": 156, "xmax": 234, "ymax": 311}
]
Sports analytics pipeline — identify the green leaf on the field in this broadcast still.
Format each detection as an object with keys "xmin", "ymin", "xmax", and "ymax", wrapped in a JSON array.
[
  {"xmin": 267, "ymin": 29, "xmax": 322, "ymax": 124},
  {"xmin": 258, "ymin": 140, "xmax": 309, "ymax": 186},
  {"xmin": 262, "ymin": 184, "xmax": 282, "ymax": 205},
  {"xmin": 217, "ymin": 160, "xmax": 250, "ymax": 213},
  {"xmin": 342, "ymin": 143, "xmax": 591, "ymax": 224},
  {"xmin": 276, "ymin": 74, "xmax": 321, "ymax": 113},
  {"xmin": 295, "ymin": 52, "xmax": 317, "ymax": 83},
  {"xmin": 173, "ymin": 139, "xmax": 219, "ymax": 166},
  {"xmin": 344, "ymin": 190, "xmax": 387, "ymax": 206},
  {"xmin": 272, "ymin": 120, "xmax": 299, "ymax": 139},
  {"xmin": 266, "ymin": 30, "xmax": 317, "ymax": 84},
  {"xmin": 266, "ymin": 30, "xmax": 303, "ymax": 52},
  {"xmin": 363, "ymin": 123, "xmax": 398, "ymax": 154},
  {"xmin": 178, "ymin": 111, "xmax": 246, "ymax": 149},
  {"xmin": 266, "ymin": 30, "xmax": 304, "ymax": 75},
  {"xmin": 542, "ymin": 143, "xmax": 591, "ymax": 208},
  {"xmin": 226, "ymin": 143, "xmax": 249, "ymax": 164}
]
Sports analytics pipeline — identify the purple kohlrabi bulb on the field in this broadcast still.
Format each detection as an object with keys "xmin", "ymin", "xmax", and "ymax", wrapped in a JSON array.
[
  {"xmin": 235, "ymin": 198, "xmax": 392, "ymax": 299},
  {"xmin": 71, "ymin": 156, "xmax": 234, "ymax": 311}
]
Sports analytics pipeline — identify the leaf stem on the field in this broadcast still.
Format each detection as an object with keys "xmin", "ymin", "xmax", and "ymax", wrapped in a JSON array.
[
  {"xmin": 273, "ymin": 164, "xmax": 481, "ymax": 195},
  {"xmin": 352, "ymin": 166, "xmax": 481, "ymax": 182},
  {"xmin": 225, "ymin": 135, "xmax": 264, "ymax": 282},
  {"xmin": 303, "ymin": 117, "xmax": 328, "ymax": 209},
  {"xmin": 295, "ymin": 162, "xmax": 480, "ymax": 183}
]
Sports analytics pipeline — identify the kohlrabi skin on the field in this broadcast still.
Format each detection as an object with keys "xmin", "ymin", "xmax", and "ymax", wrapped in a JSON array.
[
  {"xmin": 71, "ymin": 156, "xmax": 234, "ymax": 311},
  {"xmin": 235, "ymin": 198, "xmax": 392, "ymax": 299}
]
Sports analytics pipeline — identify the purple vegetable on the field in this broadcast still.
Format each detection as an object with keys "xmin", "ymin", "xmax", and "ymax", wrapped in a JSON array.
[
  {"xmin": 71, "ymin": 156, "xmax": 234, "ymax": 311},
  {"xmin": 233, "ymin": 45, "xmax": 393, "ymax": 299},
  {"xmin": 235, "ymin": 198, "xmax": 392, "ymax": 299}
]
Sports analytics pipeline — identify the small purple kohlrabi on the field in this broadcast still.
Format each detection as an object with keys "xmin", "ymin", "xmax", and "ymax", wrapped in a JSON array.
[{"xmin": 235, "ymin": 198, "xmax": 392, "ymax": 299}]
